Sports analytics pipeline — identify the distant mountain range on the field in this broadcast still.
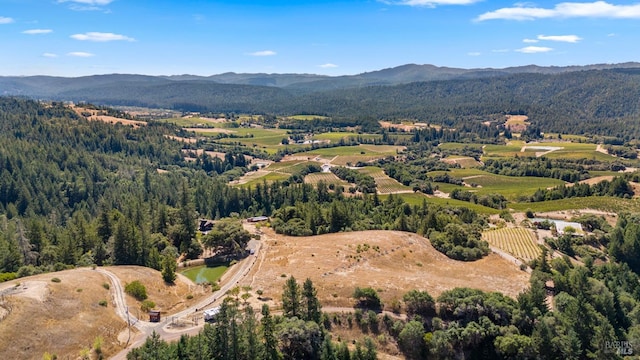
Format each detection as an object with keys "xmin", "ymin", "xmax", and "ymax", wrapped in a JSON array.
[{"xmin": 3, "ymin": 62, "xmax": 640, "ymax": 99}]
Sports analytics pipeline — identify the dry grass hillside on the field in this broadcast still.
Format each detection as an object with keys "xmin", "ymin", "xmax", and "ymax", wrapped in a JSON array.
[
  {"xmin": 105, "ymin": 266, "xmax": 209, "ymax": 320},
  {"xmin": 0, "ymin": 269, "xmax": 125, "ymax": 360},
  {"xmin": 244, "ymin": 229, "xmax": 530, "ymax": 308}
]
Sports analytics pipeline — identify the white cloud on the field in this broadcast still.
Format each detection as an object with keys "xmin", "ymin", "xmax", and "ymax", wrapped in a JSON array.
[
  {"xmin": 23, "ymin": 29, "xmax": 53, "ymax": 35},
  {"xmin": 0, "ymin": 16, "xmax": 14, "ymax": 24},
  {"xmin": 381, "ymin": 0, "xmax": 481, "ymax": 6},
  {"xmin": 467, "ymin": 52, "xmax": 481, "ymax": 56},
  {"xmin": 58, "ymin": 0, "xmax": 113, "ymax": 11},
  {"xmin": 537, "ymin": 34, "xmax": 582, "ymax": 43},
  {"xmin": 71, "ymin": 32, "xmax": 135, "ymax": 42},
  {"xmin": 67, "ymin": 51, "xmax": 95, "ymax": 57},
  {"xmin": 608, "ymin": 33, "xmax": 616, "ymax": 37},
  {"xmin": 477, "ymin": 1, "xmax": 640, "ymax": 21},
  {"xmin": 492, "ymin": 49, "xmax": 510, "ymax": 53},
  {"xmin": 319, "ymin": 63, "xmax": 338, "ymax": 68},
  {"xmin": 42, "ymin": 53, "xmax": 58, "ymax": 58},
  {"xmin": 516, "ymin": 46, "xmax": 554, "ymax": 53},
  {"xmin": 523, "ymin": 38, "xmax": 539, "ymax": 43},
  {"xmin": 248, "ymin": 50, "xmax": 277, "ymax": 56}
]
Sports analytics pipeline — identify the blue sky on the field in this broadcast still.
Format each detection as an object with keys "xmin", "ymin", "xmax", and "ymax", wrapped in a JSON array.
[{"xmin": 1, "ymin": 0, "xmax": 639, "ymax": 76}]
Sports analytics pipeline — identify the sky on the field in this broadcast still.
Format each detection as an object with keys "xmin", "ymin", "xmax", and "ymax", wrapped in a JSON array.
[{"xmin": 1, "ymin": 0, "xmax": 639, "ymax": 77}]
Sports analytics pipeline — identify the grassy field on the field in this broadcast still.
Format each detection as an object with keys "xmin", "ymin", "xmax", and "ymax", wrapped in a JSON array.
[
  {"xmin": 181, "ymin": 265, "xmax": 228, "ymax": 284},
  {"xmin": 244, "ymin": 229, "xmax": 530, "ymax": 309},
  {"xmin": 482, "ymin": 227, "xmax": 541, "ymax": 262}
]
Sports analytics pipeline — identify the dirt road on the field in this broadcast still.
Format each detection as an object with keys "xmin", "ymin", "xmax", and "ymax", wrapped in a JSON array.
[{"xmin": 108, "ymin": 239, "xmax": 261, "ymax": 359}]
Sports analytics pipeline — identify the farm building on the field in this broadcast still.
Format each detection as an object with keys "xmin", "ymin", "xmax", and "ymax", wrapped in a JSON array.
[
  {"xmin": 247, "ymin": 216, "xmax": 269, "ymax": 223},
  {"xmin": 321, "ymin": 164, "xmax": 332, "ymax": 173},
  {"xmin": 531, "ymin": 218, "xmax": 584, "ymax": 236},
  {"xmin": 149, "ymin": 310, "xmax": 161, "ymax": 322},
  {"xmin": 204, "ymin": 307, "xmax": 221, "ymax": 322}
]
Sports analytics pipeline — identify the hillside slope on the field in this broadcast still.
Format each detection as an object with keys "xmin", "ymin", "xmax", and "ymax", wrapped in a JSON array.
[{"xmin": 245, "ymin": 229, "xmax": 530, "ymax": 308}]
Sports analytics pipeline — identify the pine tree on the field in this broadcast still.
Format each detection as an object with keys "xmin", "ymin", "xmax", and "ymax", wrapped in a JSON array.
[
  {"xmin": 282, "ymin": 276, "xmax": 301, "ymax": 318},
  {"xmin": 161, "ymin": 254, "xmax": 177, "ymax": 284},
  {"xmin": 303, "ymin": 278, "xmax": 322, "ymax": 323},
  {"xmin": 261, "ymin": 304, "xmax": 281, "ymax": 360}
]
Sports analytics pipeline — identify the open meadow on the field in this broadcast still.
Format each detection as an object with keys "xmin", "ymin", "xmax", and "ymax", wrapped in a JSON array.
[{"xmin": 243, "ymin": 229, "xmax": 530, "ymax": 308}]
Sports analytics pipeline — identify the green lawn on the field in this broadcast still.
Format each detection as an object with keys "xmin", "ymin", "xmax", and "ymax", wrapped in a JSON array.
[{"xmin": 181, "ymin": 265, "xmax": 228, "ymax": 284}]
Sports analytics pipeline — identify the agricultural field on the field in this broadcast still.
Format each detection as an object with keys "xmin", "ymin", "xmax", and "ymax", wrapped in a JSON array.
[
  {"xmin": 379, "ymin": 193, "xmax": 501, "ymax": 215},
  {"xmin": 438, "ymin": 142, "xmax": 484, "ymax": 151},
  {"xmin": 483, "ymin": 141, "xmax": 526, "ymax": 158},
  {"xmin": 441, "ymin": 156, "xmax": 481, "ymax": 168},
  {"xmin": 286, "ymin": 114, "xmax": 328, "ymax": 120},
  {"xmin": 358, "ymin": 166, "xmax": 412, "ymax": 193},
  {"xmin": 266, "ymin": 160, "xmax": 322, "ymax": 174},
  {"xmin": 510, "ymin": 196, "xmax": 640, "ymax": 214},
  {"xmin": 233, "ymin": 171, "xmax": 290, "ymax": 187},
  {"xmin": 304, "ymin": 172, "xmax": 350, "ymax": 187},
  {"xmin": 482, "ymin": 227, "xmax": 542, "ymax": 263},
  {"xmin": 429, "ymin": 168, "xmax": 566, "ymax": 200},
  {"xmin": 296, "ymin": 144, "xmax": 404, "ymax": 165},
  {"xmin": 156, "ymin": 116, "xmax": 228, "ymax": 127},
  {"xmin": 311, "ymin": 132, "xmax": 382, "ymax": 142}
]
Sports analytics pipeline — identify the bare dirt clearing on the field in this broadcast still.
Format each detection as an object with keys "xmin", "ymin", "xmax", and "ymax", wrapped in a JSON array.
[
  {"xmin": 243, "ymin": 229, "xmax": 530, "ymax": 309},
  {"xmin": 72, "ymin": 106, "xmax": 147, "ymax": 128},
  {"xmin": 0, "ymin": 269, "xmax": 126, "ymax": 360}
]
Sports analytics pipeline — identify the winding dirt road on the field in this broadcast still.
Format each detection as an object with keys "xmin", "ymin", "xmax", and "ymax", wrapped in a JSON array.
[{"xmin": 106, "ymin": 239, "xmax": 261, "ymax": 360}]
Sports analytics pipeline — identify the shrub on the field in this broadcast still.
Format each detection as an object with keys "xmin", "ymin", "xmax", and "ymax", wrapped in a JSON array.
[
  {"xmin": 98, "ymin": 300, "xmax": 108, "ymax": 307},
  {"xmin": 125, "ymin": 280, "xmax": 148, "ymax": 301},
  {"xmin": 51, "ymin": 277, "xmax": 61, "ymax": 283},
  {"xmin": 102, "ymin": 283, "xmax": 110, "ymax": 290},
  {"xmin": 141, "ymin": 300, "xmax": 156, "ymax": 312},
  {"xmin": 0, "ymin": 272, "xmax": 17, "ymax": 282}
]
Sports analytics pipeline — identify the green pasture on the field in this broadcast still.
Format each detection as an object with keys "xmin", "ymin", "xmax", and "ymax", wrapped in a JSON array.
[{"xmin": 181, "ymin": 265, "xmax": 228, "ymax": 284}]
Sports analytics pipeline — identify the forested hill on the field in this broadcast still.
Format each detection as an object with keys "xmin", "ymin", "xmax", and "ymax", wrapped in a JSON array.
[{"xmin": 2, "ymin": 64, "xmax": 640, "ymax": 138}]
